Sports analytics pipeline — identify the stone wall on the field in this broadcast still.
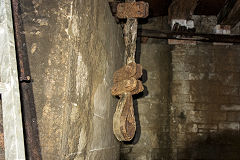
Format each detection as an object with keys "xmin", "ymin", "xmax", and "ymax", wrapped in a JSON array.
[
  {"xmin": 121, "ymin": 17, "xmax": 172, "ymax": 159},
  {"xmin": 20, "ymin": 0, "xmax": 125, "ymax": 159},
  {"xmin": 121, "ymin": 16, "xmax": 240, "ymax": 160},
  {"xmin": 170, "ymin": 44, "xmax": 240, "ymax": 160}
]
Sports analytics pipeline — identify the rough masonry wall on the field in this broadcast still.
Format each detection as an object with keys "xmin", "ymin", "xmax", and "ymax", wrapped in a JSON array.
[
  {"xmin": 21, "ymin": 0, "xmax": 125, "ymax": 159},
  {"xmin": 171, "ymin": 45, "xmax": 240, "ymax": 160},
  {"xmin": 121, "ymin": 16, "xmax": 240, "ymax": 160},
  {"xmin": 121, "ymin": 17, "xmax": 172, "ymax": 160},
  {"xmin": 0, "ymin": 102, "xmax": 3, "ymax": 160}
]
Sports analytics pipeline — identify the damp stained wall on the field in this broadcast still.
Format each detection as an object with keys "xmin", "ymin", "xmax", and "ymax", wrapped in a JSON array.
[
  {"xmin": 20, "ymin": 0, "xmax": 125, "ymax": 159},
  {"xmin": 171, "ymin": 44, "xmax": 240, "ymax": 160},
  {"xmin": 121, "ymin": 17, "xmax": 172, "ymax": 160},
  {"xmin": 121, "ymin": 16, "xmax": 240, "ymax": 160}
]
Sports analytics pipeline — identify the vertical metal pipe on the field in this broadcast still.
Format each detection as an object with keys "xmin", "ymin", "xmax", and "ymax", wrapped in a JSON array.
[
  {"xmin": 0, "ymin": 0, "xmax": 26, "ymax": 159},
  {"xmin": 11, "ymin": 0, "xmax": 42, "ymax": 159}
]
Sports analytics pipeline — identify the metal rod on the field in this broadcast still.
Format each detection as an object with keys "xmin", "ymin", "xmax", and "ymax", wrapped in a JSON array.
[
  {"xmin": 11, "ymin": 0, "xmax": 42, "ymax": 159},
  {"xmin": 0, "ymin": 0, "xmax": 25, "ymax": 159},
  {"xmin": 138, "ymin": 29, "xmax": 240, "ymax": 44}
]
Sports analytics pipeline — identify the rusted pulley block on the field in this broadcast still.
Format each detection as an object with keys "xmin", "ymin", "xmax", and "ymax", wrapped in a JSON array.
[
  {"xmin": 111, "ymin": 62, "xmax": 143, "ymax": 141},
  {"xmin": 116, "ymin": 1, "xmax": 149, "ymax": 19}
]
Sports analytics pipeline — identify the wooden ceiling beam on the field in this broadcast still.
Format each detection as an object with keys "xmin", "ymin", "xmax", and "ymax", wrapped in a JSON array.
[
  {"xmin": 217, "ymin": 0, "xmax": 240, "ymax": 28},
  {"xmin": 168, "ymin": 0, "xmax": 199, "ymax": 22}
]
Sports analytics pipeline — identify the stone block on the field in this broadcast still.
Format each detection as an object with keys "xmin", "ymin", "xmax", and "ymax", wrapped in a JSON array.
[
  {"xmin": 172, "ymin": 94, "xmax": 190, "ymax": 103},
  {"xmin": 94, "ymin": 82, "xmax": 110, "ymax": 118},
  {"xmin": 227, "ymin": 112, "xmax": 240, "ymax": 122},
  {"xmin": 198, "ymin": 124, "xmax": 218, "ymax": 130},
  {"xmin": 171, "ymin": 81, "xmax": 190, "ymax": 95},
  {"xmin": 221, "ymin": 105, "xmax": 240, "ymax": 111},
  {"xmin": 138, "ymin": 102, "xmax": 169, "ymax": 127},
  {"xmin": 220, "ymin": 86, "xmax": 239, "ymax": 96},
  {"xmin": 145, "ymin": 79, "xmax": 168, "ymax": 98},
  {"xmin": 219, "ymin": 122, "xmax": 239, "ymax": 130},
  {"xmin": 189, "ymin": 111, "xmax": 226, "ymax": 123},
  {"xmin": 88, "ymin": 147, "xmax": 119, "ymax": 160},
  {"xmin": 189, "ymin": 83, "xmax": 220, "ymax": 96},
  {"xmin": 188, "ymin": 73, "xmax": 205, "ymax": 80},
  {"xmin": 173, "ymin": 103, "xmax": 195, "ymax": 111},
  {"xmin": 172, "ymin": 71, "xmax": 189, "ymax": 81},
  {"xmin": 91, "ymin": 116, "xmax": 115, "ymax": 151},
  {"xmin": 229, "ymin": 96, "xmax": 240, "ymax": 104},
  {"xmin": 189, "ymin": 95, "xmax": 210, "ymax": 103},
  {"xmin": 194, "ymin": 103, "xmax": 220, "ymax": 111}
]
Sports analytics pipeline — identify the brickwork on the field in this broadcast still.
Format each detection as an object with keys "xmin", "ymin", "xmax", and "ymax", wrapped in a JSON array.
[
  {"xmin": 121, "ymin": 39, "xmax": 171, "ymax": 160},
  {"xmin": 171, "ymin": 45, "xmax": 240, "ymax": 160}
]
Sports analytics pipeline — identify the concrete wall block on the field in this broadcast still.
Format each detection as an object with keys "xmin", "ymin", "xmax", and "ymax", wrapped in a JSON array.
[
  {"xmin": 189, "ymin": 111, "xmax": 226, "ymax": 123},
  {"xmin": 220, "ymin": 86, "xmax": 239, "ymax": 96},
  {"xmin": 145, "ymin": 79, "xmax": 169, "ymax": 98},
  {"xmin": 172, "ymin": 72, "xmax": 190, "ymax": 81},
  {"xmin": 172, "ymin": 94, "xmax": 190, "ymax": 103},
  {"xmin": 227, "ymin": 112, "xmax": 240, "ymax": 122},
  {"xmin": 219, "ymin": 122, "xmax": 239, "ymax": 131},
  {"xmin": 91, "ymin": 116, "xmax": 115, "ymax": 150},
  {"xmin": 22, "ymin": 0, "xmax": 125, "ymax": 158},
  {"xmin": 171, "ymin": 81, "xmax": 190, "ymax": 95},
  {"xmin": 147, "ymin": 71, "xmax": 161, "ymax": 80},
  {"xmin": 188, "ymin": 73, "xmax": 206, "ymax": 80},
  {"xmin": 221, "ymin": 105, "xmax": 240, "ymax": 111},
  {"xmin": 194, "ymin": 103, "xmax": 220, "ymax": 111},
  {"xmin": 173, "ymin": 103, "xmax": 195, "ymax": 112},
  {"xmin": 189, "ymin": 83, "xmax": 220, "ymax": 96},
  {"xmin": 138, "ymin": 102, "xmax": 169, "ymax": 127},
  {"xmin": 215, "ymin": 65, "xmax": 240, "ymax": 73},
  {"xmin": 185, "ymin": 123, "xmax": 198, "ymax": 133},
  {"xmin": 176, "ymin": 134, "xmax": 187, "ymax": 147},
  {"xmin": 172, "ymin": 55, "xmax": 199, "ymax": 65},
  {"xmin": 229, "ymin": 96, "xmax": 240, "ymax": 104},
  {"xmin": 198, "ymin": 129, "xmax": 218, "ymax": 133},
  {"xmin": 190, "ymin": 95, "xmax": 210, "ymax": 103},
  {"xmin": 198, "ymin": 124, "xmax": 218, "ymax": 130}
]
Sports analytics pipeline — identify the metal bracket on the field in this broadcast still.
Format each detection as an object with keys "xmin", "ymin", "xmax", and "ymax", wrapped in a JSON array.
[
  {"xmin": 116, "ymin": 1, "xmax": 149, "ymax": 19},
  {"xmin": 19, "ymin": 76, "xmax": 31, "ymax": 82}
]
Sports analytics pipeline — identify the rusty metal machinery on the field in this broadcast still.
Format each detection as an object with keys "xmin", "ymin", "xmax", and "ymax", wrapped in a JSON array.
[
  {"xmin": 111, "ymin": 1, "xmax": 149, "ymax": 141},
  {"xmin": 117, "ymin": 1, "xmax": 149, "ymax": 19},
  {"xmin": 11, "ymin": 0, "xmax": 42, "ymax": 159}
]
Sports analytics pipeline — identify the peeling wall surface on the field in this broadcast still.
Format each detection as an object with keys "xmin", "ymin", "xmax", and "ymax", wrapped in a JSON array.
[
  {"xmin": 171, "ymin": 44, "xmax": 240, "ymax": 160},
  {"xmin": 20, "ymin": 0, "xmax": 125, "ymax": 159}
]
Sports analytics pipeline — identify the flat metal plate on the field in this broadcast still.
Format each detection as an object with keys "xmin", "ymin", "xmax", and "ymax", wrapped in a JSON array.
[{"xmin": 116, "ymin": 1, "xmax": 149, "ymax": 19}]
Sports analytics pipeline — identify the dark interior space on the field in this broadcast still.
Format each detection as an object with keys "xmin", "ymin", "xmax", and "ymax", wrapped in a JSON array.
[{"xmin": 0, "ymin": 0, "xmax": 240, "ymax": 159}]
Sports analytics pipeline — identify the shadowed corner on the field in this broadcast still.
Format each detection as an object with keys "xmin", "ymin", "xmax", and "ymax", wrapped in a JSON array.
[{"xmin": 177, "ymin": 130, "xmax": 240, "ymax": 160}]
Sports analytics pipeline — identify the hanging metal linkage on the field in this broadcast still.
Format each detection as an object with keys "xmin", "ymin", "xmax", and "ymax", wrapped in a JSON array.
[{"xmin": 111, "ymin": 1, "xmax": 149, "ymax": 141}]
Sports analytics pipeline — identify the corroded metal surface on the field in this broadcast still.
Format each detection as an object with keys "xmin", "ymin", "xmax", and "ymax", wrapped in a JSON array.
[
  {"xmin": 117, "ymin": 1, "xmax": 149, "ymax": 19},
  {"xmin": 113, "ymin": 93, "xmax": 136, "ymax": 141},
  {"xmin": 11, "ymin": 0, "xmax": 42, "ymax": 159},
  {"xmin": 113, "ymin": 62, "xmax": 142, "ymax": 83},
  {"xmin": 112, "ymin": 0, "xmax": 147, "ymax": 142},
  {"xmin": 112, "ymin": 62, "xmax": 143, "ymax": 141},
  {"xmin": 0, "ymin": 0, "xmax": 25, "ymax": 159}
]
